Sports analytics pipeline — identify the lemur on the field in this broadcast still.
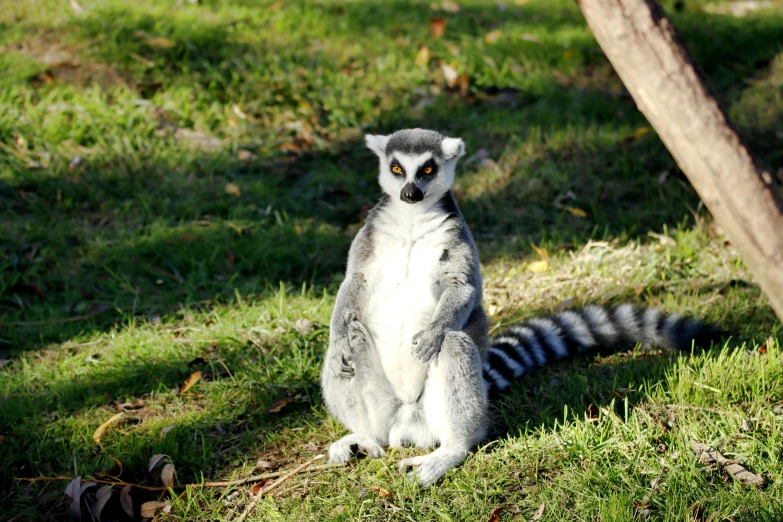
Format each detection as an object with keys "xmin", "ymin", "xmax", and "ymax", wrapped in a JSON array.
[{"xmin": 320, "ymin": 128, "xmax": 719, "ymax": 488}]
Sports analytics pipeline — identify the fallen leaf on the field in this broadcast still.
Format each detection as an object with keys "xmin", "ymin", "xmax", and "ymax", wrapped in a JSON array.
[
  {"xmin": 303, "ymin": 441, "xmax": 319, "ymax": 452},
  {"xmin": 238, "ymin": 149, "xmax": 256, "ymax": 162},
  {"xmin": 586, "ymin": 404, "xmax": 600, "ymax": 422},
  {"xmin": 146, "ymin": 36, "xmax": 175, "ymax": 49},
  {"xmin": 532, "ymin": 502, "xmax": 545, "ymax": 520},
  {"xmin": 487, "ymin": 506, "xmax": 505, "ymax": 522},
  {"xmin": 70, "ymin": 0, "xmax": 84, "ymax": 13},
  {"xmin": 527, "ymin": 260, "xmax": 548, "ymax": 273},
  {"xmin": 92, "ymin": 413, "xmax": 123, "ymax": 446},
  {"xmin": 370, "ymin": 485, "xmax": 394, "ymax": 498},
  {"xmin": 530, "ymin": 243, "xmax": 549, "ymax": 260},
  {"xmin": 180, "ymin": 371, "xmax": 203, "ymax": 394},
  {"xmin": 64, "ymin": 476, "xmax": 82, "ymax": 518},
  {"xmin": 520, "ymin": 33, "xmax": 541, "ymax": 43},
  {"xmin": 120, "ymin": 485, "xmax": 133, "ymax": 517},
  {"xmin": 114, "ymin": 399, "xmax": 144, "ymax": 410},
  {"xmin": 759, "ymin": 336, "xmax": 772, "ymax": 353},
  {"xmin": 149, "ymin": 454, "xmax": 168, "ymax": 472},
  {"xmin": 441, "ymin": 63, "xmax": 459, "ymax": 87},
  {"xmin": 441, "ymin": 0, "xmax": 460, "ymax": 12},
  {"xmin": 161, "ymin": 463, "xmax": 175, "ymax": 488},
  {"xmin": 255, "ymin": 459, "xmax": 276, "ymax": 471},
  {"xmin": 457, "ymin": 72, "xmax": 470, "ymax": 97},
  {"xmin": 485, "ymin": 30, "xmax": 502, "ymax": 44},
  {"xmin": 690, "ymin": 441, "xmax": 764, "ymax": 486},
  {"xmin": 225, "ymin": 182, "xmax": 241, "ymax": 197},
  {"xmin": 93, "ymin": 485, "xmax": 112, "ymax": 520},
  {"xmin": 294, "ymin": 318, "xmax": 315, "ymax": 334},
  {"xmin": 160, "ymin": 424, "xmax": 176, "ymax": 439},
  {"xmin": 269, "ymin": 0, "xmax": 283, "ymax": 10},
  {"xmin": 415, "ymin": 46, "xmax": 430, "ymax": 68},
  {"xmin": 430, "ymin": 18, "xmax": 446, "ymax": 38},
  {"xmin": 252, "ymin": 480, "xmax": 269, "ymax": 494},
  {"xmin": 175, "ymin": 128, "xmax": 222, "ymax": 151},
  {"xmin": 565, "ymin": 206, "xmax": 588, "ymax": 217},
  {"xmin": 141, "ymin": 500, "xmax": 172, "ymax": 518},
  {"xmin": 265, "ymin": 397, "xmax": 295, "ymax": 413}
]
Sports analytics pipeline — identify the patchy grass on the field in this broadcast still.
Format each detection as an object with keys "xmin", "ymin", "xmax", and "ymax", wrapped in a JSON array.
[{"xmin": 2, "ymin": 0, "xmax": 783, "ymax": 520}]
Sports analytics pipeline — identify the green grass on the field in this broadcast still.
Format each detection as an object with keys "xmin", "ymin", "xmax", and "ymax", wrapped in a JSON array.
[{"xmin": 2, "ymin": 0, "xmax": 783, "ymax": 520}]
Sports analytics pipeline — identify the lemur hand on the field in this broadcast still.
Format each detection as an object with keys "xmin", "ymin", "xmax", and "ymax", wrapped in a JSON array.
[
  {"xmin": 337, "ymin": 320, "xmax": 373, "ymax": 378},
  {"xmin": 412, "ymin": 327, "xmax": 446, "ymax": 363}
]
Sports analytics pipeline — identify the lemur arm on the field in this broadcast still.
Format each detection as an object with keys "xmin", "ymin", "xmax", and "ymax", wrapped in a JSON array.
[
  {"xmin": 325, "ymin": 226, "xmax": 372, "ymax": 376},
  {"xmin": 412, "ymin": 231, "xmax": 479, "ymax": 363}
]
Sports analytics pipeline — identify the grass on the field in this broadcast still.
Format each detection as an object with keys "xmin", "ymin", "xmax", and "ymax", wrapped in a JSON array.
[{"xmin": 1, "ymin": 0, "xmax": 783, "ymax": 520}]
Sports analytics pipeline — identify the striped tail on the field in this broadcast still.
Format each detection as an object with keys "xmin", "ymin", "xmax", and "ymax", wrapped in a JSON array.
[{"xmin": 482, "ymin": 304, "xmax": 722, "ymax": 395}]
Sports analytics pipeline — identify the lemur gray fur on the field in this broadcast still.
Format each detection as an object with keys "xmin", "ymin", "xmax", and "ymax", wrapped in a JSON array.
[{"xmin": 320, "ymin": 128, "xmax": 719, "ymax": 488}]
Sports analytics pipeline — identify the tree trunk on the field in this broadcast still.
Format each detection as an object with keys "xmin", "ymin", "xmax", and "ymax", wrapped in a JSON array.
[{"xmin": 578, "ymin": 0, "xmax": 783, "ymax": 322}]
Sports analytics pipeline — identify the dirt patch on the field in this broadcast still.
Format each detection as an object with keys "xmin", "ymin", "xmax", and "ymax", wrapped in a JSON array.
[{"xmin": 8, "ymin": 34, "xmax": 129, "ymax": 89}]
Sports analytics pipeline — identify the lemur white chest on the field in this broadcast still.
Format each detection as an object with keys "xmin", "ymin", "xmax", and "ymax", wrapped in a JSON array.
[{"xmin": 363, "ymin": 207, "xmax": 451, "ymax": 403}]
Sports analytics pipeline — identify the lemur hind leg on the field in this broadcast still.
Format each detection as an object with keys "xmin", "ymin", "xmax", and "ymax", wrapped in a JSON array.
[
  {"xmin": 323, "ymin": 320, "xmax": 399, "ymax": 463},
  {"xmin": 399, "ymin": 331, "xmax": 488, "ymax": 487}
]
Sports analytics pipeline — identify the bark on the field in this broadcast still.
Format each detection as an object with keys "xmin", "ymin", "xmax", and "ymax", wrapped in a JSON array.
[{"xmin": 578, "ymin": 0, "xmax": 783, "ymax": 322}]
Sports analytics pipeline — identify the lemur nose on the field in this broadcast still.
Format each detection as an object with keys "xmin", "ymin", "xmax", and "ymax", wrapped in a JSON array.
[{"xmin": 400, "ymin": 183, "xmax": 424, "ymax": 203}]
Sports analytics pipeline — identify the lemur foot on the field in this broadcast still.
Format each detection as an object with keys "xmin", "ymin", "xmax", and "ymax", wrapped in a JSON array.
[
  {"xmin": 328, "ymin": 433, "xmax": 385, "ymax": 464},
  {"xmin": 398, "ymin": 448, "xmax": 468, "ymax": 488}
]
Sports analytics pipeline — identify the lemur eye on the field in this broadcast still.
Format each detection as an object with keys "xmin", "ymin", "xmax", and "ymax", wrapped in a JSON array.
[
  {"xmin": 423, "ymin": 167, "xmax": 433, "ymax": 174},
  {"xmin": 392, "ymin": 165, "xmax": 403, "ymax": 174}
]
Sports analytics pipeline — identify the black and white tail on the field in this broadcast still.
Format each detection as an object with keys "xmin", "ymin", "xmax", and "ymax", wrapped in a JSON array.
[{"xmin": 482, "ymin": 304, "xmax": 722, "ymax": 395}]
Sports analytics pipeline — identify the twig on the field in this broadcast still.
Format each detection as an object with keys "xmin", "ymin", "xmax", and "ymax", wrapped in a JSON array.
[
  {"xmin": 201, "ymin": 462, "xmax": 344, "ymax": 487},
  {"xmin": 236, "ymin": 455, "xmax": 324, "ymax": 522},
  {"xmin": 16, "ymin": 460, "xmax": 344, "ymax": 492}
]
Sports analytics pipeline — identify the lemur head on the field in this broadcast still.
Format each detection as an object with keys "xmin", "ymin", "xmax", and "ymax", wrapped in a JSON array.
[{"xmin": 365, "ymin": 128, "xmax": 465, "ymax": 205}]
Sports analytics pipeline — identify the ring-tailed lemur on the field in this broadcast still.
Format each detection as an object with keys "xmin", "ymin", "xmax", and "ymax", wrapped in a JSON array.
[{"xmin": 320, "ymin": 128, "xmax": 719, "ymax": 487}]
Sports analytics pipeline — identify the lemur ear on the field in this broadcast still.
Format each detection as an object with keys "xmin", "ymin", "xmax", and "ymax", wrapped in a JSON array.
[
  {"xmin": 365, "ymin": 134, "xmax": 389, "ymax": 158},
  {"xmin": 441, "ymin": 137, "xmax": 466, "ymax": 161}
]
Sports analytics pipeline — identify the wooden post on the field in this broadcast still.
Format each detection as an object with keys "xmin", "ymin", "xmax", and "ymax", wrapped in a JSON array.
[{"xmin": 578, "ymin": 0, "xmax": 783, "ymax": 322}]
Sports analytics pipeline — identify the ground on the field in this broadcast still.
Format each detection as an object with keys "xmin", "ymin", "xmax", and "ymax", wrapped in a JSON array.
[{"xmin": 1, "ymin": 0, "xmax": 783, "ymax": 520}]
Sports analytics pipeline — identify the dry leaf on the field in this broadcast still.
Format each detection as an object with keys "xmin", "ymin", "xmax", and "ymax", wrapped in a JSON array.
[
  {"xmin": 457, "ymin": 72, "xmax": 470, "ymax": 97},
  {"xmin": 415, "ymin": 46, "xmax": 431, "ymax": 68},
  {"xmin": 521, "ymin": 33, "xmax": 541, "ymax": 43},
  {"xmin": 175, "ymin": 128, "xmax": 223, "ymax": 151},
  {"xmin": 160, "ymin": 424, "xmax": 176, "ymax": 439},
  {"xmin": 441, "ymin": 0, "xmax": 460, "ymax": 12},
  {"xmin": 92, "ymin": 413, "xmax": 123, "ymax": 446},
  {"xmin": 690, "ymin": 441, "xmax": 764, "ymax": 486},
  {"xmin": 120, "ymin": 485, "xmax": 133, "ymax": 518},
  {"xmin": 93, "ymin": 485, "xmax": 112, "ymax": 520},
  {"xmin": 225, "ymin": 182, "xmax": 241, "ymax": 197},
  {"xmin": 161, "ymin": 463, "xmax": 175, "ymax": 488},
  {"xmin": 441, "ymin": 63, "xmax": 459, "ymax": 87},
  {"xmin": 530, "ymin": 243, "xmax": 549, "ymax": 260},
  {"xmin": 527, "ymin": 260, "xmax": 548, "ymax": 273},
  {"xmin": 149, "ymin": 454, "xmax": 168, "ymax": 472},
  {"xmin": 269, "ymin": 0, "xmax": 283, "ymax": 10},
  {"xmin": 370, "ymin": 485, "xmax": 394, "ymax": 497},
  {"xmin": 586, "ymin": 404, "xmax": 600, "ymax": 422},
  {"xmin": 265, "ymin": 397, "xmax": 295, "ymax": 413},
  {"xmin": 532, "ymin": 502, "xmax": 545, "ymax": 521},
  {"xmin": 255, "ymin": 459, "xmax": 275, "ymax": 471},
  {"xmin": 146, "ymin": 36, "xmax": 175, "ymax": 49},
  {"xmin": 141, "ymin": 500, "xmax": 172, "ymax": 518},
  {"xmin": 430, "ymin": 18, "xmax": 446, "ymax": 38},
  {"xmin": 485, "ymin": 30, "xmax": 502, "ymax": 44},
  {"xmin": 238, "ymin": 150, "xmax": 257, "ymax": 162},
  {"xmin": 487, "ymin": 506, "xmax": 505, "ymax": 522},
  {"xmin": 64, "ymin": 476, "xmax": 82, "ymax": 518},
  {"xmin": 180, "ymin": 371, "xmax": 203, "ymax": 394},
  {"xmin": 70, "ymin": 0, "xmax": 84, "ymax": 13},
  {"xmin": 565, "ymin": 206, "xmax": 588, "ymax": 217}
]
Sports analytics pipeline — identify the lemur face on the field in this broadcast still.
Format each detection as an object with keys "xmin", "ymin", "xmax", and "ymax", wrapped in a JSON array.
[{"xmin": 365, "ymin": 129, "xmax": 465, "ymax": 205}]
